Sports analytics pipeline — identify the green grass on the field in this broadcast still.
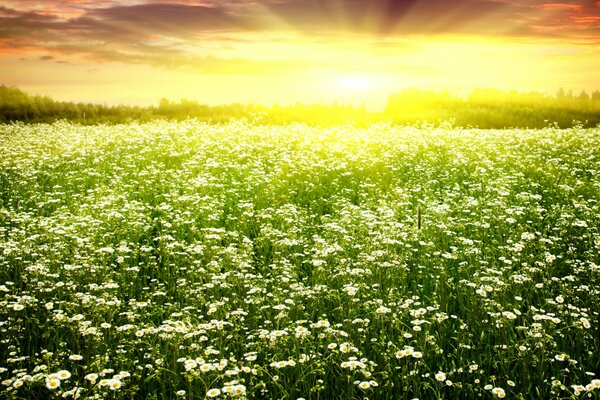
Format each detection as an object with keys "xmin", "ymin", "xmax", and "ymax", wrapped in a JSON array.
[{"xmin": 0, "ymin": 120, "xmax": 599, "ymax": 399}]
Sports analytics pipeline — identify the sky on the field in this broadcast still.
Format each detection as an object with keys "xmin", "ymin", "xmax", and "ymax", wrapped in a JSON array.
[{"xmin": 0, "ymin": 0, "xmax": 599, "ymax": 109}]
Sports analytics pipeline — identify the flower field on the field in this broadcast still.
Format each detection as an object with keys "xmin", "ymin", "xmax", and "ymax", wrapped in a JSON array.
[{"xmin": 0, "ymin": 121, "xmax": 599, "ymax": 399}]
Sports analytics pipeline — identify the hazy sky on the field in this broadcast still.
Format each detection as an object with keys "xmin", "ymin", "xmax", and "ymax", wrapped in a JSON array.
[{"xmin": 0, "ymin": 0, "xmax": 599, "ymax": 109}]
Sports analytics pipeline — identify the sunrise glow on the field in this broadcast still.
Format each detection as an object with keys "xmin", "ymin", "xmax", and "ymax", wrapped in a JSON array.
[{"xmin": 0, "ymin": 1, "xmax": 598, "ymax": 109}]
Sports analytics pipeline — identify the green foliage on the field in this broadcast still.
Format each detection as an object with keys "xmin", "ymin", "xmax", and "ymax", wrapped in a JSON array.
[
  {"xmin": 1, "ymin": 85, "xmax": 599, "ymax": 128},
  {"xmin": 0, "ymin": 86, "xmax": 369, "ymax": 126},
  {"xmin": 384, "ymin": 88, "xmax": 600, "ymax": 128},
  {"xmin": 0, "ymin": 86, "xmax": 150, "ymax": 124}
]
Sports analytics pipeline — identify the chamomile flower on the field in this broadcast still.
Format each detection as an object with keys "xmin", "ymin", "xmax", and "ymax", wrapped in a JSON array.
[
  {"xmin": 45, "ymin": 378, "xmax": 60, "ymax": 390},
  {"xmin": 57, "ymin": 370, "xmax": 71, "ymax": 380},
  {"xmin": 358, "ymin": 381, "xmax": 371, "ymax": 390},
  {"xmin": 109, "ymin": 379, "xmax": 122, "ymax": 390}
]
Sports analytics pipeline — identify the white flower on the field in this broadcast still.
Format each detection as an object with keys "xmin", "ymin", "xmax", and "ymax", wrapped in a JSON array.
[
  {"xmin": 435, "ymin": 372, "xmax": 446, "ymax": 382},
  {"xmin": 46, "ymin": 378, "xmax": 61, "ymax": 390},
  {"xmin": 375, "ymin": 306, "xmax": 391, "ymax": 314},
  {"xmin": 521, "ymin": 232, "xmax": 534, "ymax": 240},
  {"xmin": 555, "ymin": 295, "xmax": 564, "ymax": 304},
  {"xmin": 502, "ymin": 311, "xmax": 517, "ymax": 320},
  {"xmin": 184, "ymin": 359, "xmax": 198, "ymax": 370},
  {"xmin": 199, "ymin": 363, "xmax": 211, "ymax": 372},
  {"xmin": 581, "ymin": 318, "xmax": 591, "ymax": 329},
  {"xmin": 555, "ymin": 354, "xmax": 567, "ymax": 361},
  {"xmin": 233, "ymin": 385, "xmax": 246, "ymax": 395},
  {"xmin": 57, "ymin": 370, "xmax": 71, "ymax": 380},
  {"xmin": 109, "ymin": 379, "xmax": 122, "ymax": 390},
  {"xmin": 295, "ymin": 326, "xmax": 309, "ymax": 336},
  {"xmin": 270, "ymin": 360, "xmax": 288, "ymax": 369},
  {"xmin": 358, "ymin": 381, "xmax": 371, "ymax": 390},
  {"xmin": 85, "ymin": 373, "xmax": 98, "ymax": 382}
]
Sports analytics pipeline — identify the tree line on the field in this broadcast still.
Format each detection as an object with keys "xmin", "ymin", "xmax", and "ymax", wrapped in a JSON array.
[
  {"xmin": 1, "ymin": 85, "xmax": 599, "ymax": 128},
  {"xmin": 384, "ymin": 88, "xmax": 600, "ymax": 128}
]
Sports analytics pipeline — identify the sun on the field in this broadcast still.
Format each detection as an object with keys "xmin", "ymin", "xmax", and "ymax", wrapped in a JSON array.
[
  {"xmin": 339, "ymin": 75, "xmax": 372, "ymax": 90},
  {"xmin": 317, "ymin": 73, "xmax": 390, "ymax": 109}
]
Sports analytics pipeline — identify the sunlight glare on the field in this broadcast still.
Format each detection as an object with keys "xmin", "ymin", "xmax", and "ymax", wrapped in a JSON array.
[{"xmin": 339, "ymin": 75, "xmax": 372, "ymax": 90}]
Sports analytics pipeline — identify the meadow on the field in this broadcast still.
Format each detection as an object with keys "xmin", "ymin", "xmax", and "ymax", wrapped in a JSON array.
[{"xmin": 0, "ymin": 120, "xmax": 599, "ymax": 399}]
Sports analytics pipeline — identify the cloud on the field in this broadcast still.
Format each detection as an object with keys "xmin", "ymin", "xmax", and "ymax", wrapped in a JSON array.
[
  {"xmin": 0, "ymin": 0, "xmax": 598, "ymax": 73},
  {"xmin": 45, "ymin": 41, "xmax": 311, "ymax": 75},
  {"xmin": 507, "ymin": 0, "xmax": 600, "ymax": 44},
  {"xmin": 0, "ymin": 1, "xmax": 119, "ymax": 18},
  {"xmin": 259, "ymin": 0, "xmax": 600, "ymax": 40},
  {"xmin": 0, "ymin": 1, "xmax": 266, "ymax": 73},
  {"xmin": 89, "ymin": 3, "xmax": 247, "ymax": 33},
  {"xmin": 260, "ymin": 0, "xmax": 512, "ymax": 34},
  {"xmin": 0, "ymin": 2, "xmax": 311, "ymax": 75}
]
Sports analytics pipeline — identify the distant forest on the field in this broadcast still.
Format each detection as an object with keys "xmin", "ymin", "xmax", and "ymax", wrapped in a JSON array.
[{"xmin": 1, "ymin": 85, "xmax": 599, "ymax": 128}]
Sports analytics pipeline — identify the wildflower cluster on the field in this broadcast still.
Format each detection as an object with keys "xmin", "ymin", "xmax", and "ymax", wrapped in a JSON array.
[{"xmin": 0, "ymin": 121, "xmax": 598, "ymax": 399}]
